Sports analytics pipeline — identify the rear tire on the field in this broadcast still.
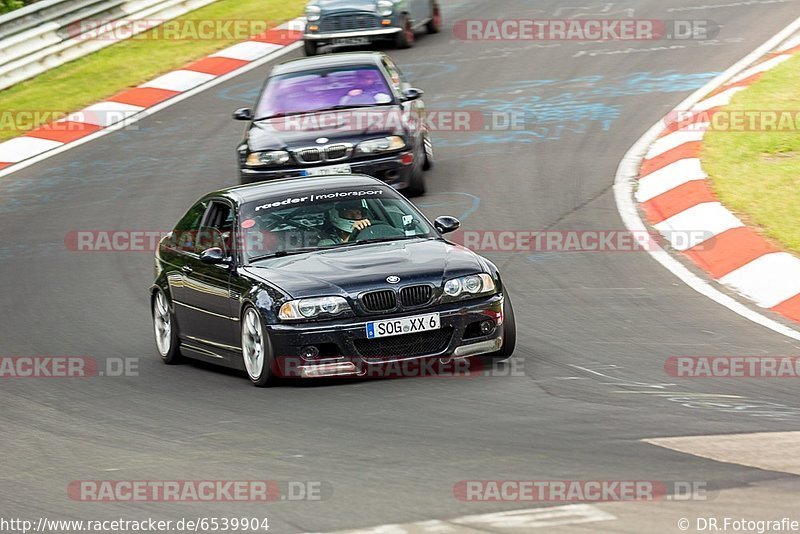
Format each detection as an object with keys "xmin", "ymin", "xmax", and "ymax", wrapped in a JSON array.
[
  {"xmin": 152, "ymin": 289, "xmax": 183, "ymax": 364},
  {"xmin": 426, "ymin": 3, "xmax": 441, "ymax": 34},
  {"xmin": 304, "ymin": 40, "xmax": 318, "ymax": 56},
  {"xmin": 241, "ymin": 306, "xmax": 276, "ymax": 387},
  {"xmin": 488, "ymin": 294, "xmax": 516, "ymax": 362},
  {"xmin": 395, "ymin": 16, "xmax": 415, "ymax": 49}
]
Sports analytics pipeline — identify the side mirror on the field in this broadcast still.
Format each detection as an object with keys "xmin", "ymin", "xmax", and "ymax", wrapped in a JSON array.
[
  {"xmin": 402, "ymin": 88, "xmax": 424, "ymax": 101},
  {"xmin": 199, "ymin": 247, "xmax": 229, "ymax": 265},
  {"xmin": 434, "ymin": 216, "xmax": 461, "ymax": 235},
  {"xmin": 233, "ymin": 108, "xmax": 254, "ymax": 121}
]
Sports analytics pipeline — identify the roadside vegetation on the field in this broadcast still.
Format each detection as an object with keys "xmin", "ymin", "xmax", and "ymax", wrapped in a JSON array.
[
  {"xmin": 703, "ymin": 53, "xmax": 800, "ymax": 254},
  {"xmin": 0, "ymin": 0, "xmax": 304, "ymax": 141}
]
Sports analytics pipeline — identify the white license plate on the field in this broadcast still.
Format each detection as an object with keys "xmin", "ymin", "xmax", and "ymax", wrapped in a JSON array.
[
  {"xmin": 334, "ymin": 37, "xmax": 370, "ymax": 46},
  {"xmin": 366, "ymin": 313, "xmax": 441, "ymax": 339},
  {"xmin": 302, "ymin": 164, "xmax": 351, "ymax": 177}
]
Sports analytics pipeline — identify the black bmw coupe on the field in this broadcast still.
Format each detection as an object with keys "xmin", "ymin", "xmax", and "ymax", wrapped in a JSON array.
[
  {"xmin": 150, "ymin": 174, "xmax": 515, "ymax": 386},
  {"xmin": 233, "ymin": 52, "xmax": 433, "ymax": 196}
]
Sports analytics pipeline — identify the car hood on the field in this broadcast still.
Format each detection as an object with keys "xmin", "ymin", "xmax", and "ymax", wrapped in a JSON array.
[
  {"xmin": 317, "ymin": 0, "xmax": 378, "ymax": 13},
  {"xmin": 247, "ymin": 106, "xmax": 405, "ymax": 152},
  {"xmin": 242, "ymin": 239, "xmax": 486, "ymax": 299}
]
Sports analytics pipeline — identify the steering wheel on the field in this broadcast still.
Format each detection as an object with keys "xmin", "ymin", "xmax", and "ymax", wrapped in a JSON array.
[{"xmin": 351, "ymin": 222, "xmax": 405, "ymax": 241}]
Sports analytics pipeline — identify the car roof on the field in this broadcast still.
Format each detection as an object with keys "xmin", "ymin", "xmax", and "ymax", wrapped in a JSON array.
[
  {"xmin": 271, "ymin": 52, "xmax": 385, "ymax": 76},
  {"xmin": 209, "ymin": 174, "xmax": 390, "ymax": 204}
]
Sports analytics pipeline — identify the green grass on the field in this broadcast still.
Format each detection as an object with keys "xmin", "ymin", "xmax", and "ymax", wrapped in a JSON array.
[
  {"xmin": 703, "ymin": 53, "xmax": 800, "ymax": 254},
  {"xmin": 0, "ymin": 0, "xmax": 304, "ymax": 141}
]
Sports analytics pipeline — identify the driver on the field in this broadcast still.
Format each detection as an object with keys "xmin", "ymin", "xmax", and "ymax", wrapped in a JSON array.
[{"xmin": 319, "ymin": 200, "xmax": 372, "ymax": 245}]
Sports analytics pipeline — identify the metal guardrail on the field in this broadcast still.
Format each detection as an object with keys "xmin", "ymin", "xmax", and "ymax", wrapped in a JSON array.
[{"xmin": 0, "ymin": 0, "xmax": 217, "ymax": 91}]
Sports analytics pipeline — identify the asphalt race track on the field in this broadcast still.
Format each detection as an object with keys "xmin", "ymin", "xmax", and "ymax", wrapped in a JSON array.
[{"xmin": 3, "ymin": 1, "xmax": 800, "ymax": 532}]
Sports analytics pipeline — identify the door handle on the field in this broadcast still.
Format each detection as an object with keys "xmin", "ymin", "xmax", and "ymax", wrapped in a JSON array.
[{"xmin": 181, "ymin": 265, "xmax": 193, "ymax": 274}]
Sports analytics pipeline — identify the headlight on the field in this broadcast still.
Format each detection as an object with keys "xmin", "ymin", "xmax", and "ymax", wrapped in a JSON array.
[
  {"xmin": 377, "ymin": 0, "xmax": 394, "ymax": 17},
  {"xmin": 279, "ymin": 296, "xmax": 350, "ymax": 320},
  {"xmin": 305, "ymin": 4, "xmax": 321, "ymax": 21},
  {"xmin": 246, "ymin": 150, "xmax": 290, "ymax": 167},
  {"xmin": 354, "ymin": 136, "xmax": 406, "ymax": 155},
  {"xmin": 443, "ymin": 274, "xmax": 496, "ymax": 298}
]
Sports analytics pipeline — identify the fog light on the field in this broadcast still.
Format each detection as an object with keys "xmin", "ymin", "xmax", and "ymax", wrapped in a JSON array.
[
  {"xmin": 480, "ymin": 320, "xmax": 495, "ymax": 335},
  {"xmin": 382, "ymin": 19, "xmax": 391, "ymax": 25},
  {"xmin": 309, "ymin": 25, "xmax": 319, "ymax": 31},
  {"xmin": 300, "ymin": 345, "xmax": 319, "ymax": 359}
]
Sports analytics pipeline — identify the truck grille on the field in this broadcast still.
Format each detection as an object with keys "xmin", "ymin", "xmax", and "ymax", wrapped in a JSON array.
[
  {"xmin": 320, "ymin": 14, "xmax": 381, "ymax": 33},
  {"xmin": 400, "ymin": 285, "xmax": 433, "ymax": 308},
  {"xmin": 355, "ymin": 328, "xmax": 454, "ymax": 360},
  {"xmin": 361, "ymin": 290, "xmax": 397, "ymax": 312}
]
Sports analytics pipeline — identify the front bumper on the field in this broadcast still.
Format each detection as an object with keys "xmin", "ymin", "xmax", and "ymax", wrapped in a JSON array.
[
  {"xmin": 240, "ymin": 151, "xmax": 413, "ymax": 189},
  {"xmin": 267, "ymin": 294, "xmax": 506, "ymax": 378},
  {"xmin": 303, "ymin": 27, "xmax": 402, "ymax": 41}
]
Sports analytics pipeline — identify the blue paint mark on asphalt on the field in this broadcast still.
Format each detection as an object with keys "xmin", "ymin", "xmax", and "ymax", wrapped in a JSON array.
[{"xmin": 431, "ymin": 70, "xmax": 720, "ymax": 147}]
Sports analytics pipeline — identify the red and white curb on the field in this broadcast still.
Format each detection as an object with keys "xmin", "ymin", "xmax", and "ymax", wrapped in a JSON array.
[
  {"xmin": 615, "ymin": 16, "xmax": 800, "ymax": 341},
  {"xmin": 0, "ymin": 17, "xmax": 306, "ymax": 176}
]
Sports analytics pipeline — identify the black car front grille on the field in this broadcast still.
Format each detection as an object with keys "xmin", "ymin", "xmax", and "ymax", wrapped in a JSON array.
[
  {"xmin": 325, "ymin": 144, "xmax": 349, "ymax": 160},
  {"xmin": 355, "ymin": 328, "xmax": 454, "ymax": 360},
  {"xmin": 361, "ymin": 290, "xmax": 397, "ymax": 312},
  {"xmin": 296, "ymin": 148, "xmax": 322, "ymax": 163},
  {"xmin": 400, "ymin": 285, "xmax": 433, "ymax": 308},
  {"xmin": 320, "ymin": 14, "xmax": 381, "ymax": 33}
]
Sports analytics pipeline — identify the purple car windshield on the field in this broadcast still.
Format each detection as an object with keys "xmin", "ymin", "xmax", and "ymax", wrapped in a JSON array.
[{"xmin": 255, "ymin": 66, "xmax": 394, "ymax": 119}]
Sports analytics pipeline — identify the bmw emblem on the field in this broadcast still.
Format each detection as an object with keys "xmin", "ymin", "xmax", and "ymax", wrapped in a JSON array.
[
  {"xmin": 386, "ymin": 276, "xmax": 401, "ymax": 284},
  {"xmin": 316, "ymin": 137, "xmax": 329, "ymax": 144}
]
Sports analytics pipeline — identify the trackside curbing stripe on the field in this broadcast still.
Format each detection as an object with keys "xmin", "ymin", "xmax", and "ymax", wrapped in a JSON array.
[
  {"xmin": 0, "ymin": 16, "xmax": 307, "ymax": 173},
  {"xmin": 615, "ymin": 15, "xmax": 800, "ymax": 341}
]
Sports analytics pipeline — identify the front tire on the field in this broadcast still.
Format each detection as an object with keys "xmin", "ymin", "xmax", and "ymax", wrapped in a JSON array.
[
  {"xmin": 153, "ymin": 289, "xmax": 182, "ymax": 364},
  {"xmin": 303, "ymin": 40, "xmax": 318, "ymax": 56},
  {"xmin": 426, "ymin": 3, "xmax": 441, "ymax": 34},
  {"xmin": 395, "ymin": 16, "xmax": 415, "ymax": 49},
  {"xmin": 241, "ymin": 306, "xmax": 276, "ymax": 387},
  {"xmin": 488, "ymin": 294, "xmax": 516, "ymax": 362}
]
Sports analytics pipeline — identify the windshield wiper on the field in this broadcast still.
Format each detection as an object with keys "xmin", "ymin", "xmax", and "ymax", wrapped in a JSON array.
[
  {"xmin": 339, "ymin": 236, "xmax": 428, "ymax": 248},
  {"xmin": 248, "ymin": 246, "xmax": 337, "ymax": 262}
]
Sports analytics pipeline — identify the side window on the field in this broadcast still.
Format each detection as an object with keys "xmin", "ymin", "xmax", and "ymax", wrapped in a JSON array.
[
  {"xmin": 197, "ymin": 201, "xmax": 235, "ymax": 254},
  {"xmin": 170, "ymin": 201, "xmax": 207, "ymax": 254}
]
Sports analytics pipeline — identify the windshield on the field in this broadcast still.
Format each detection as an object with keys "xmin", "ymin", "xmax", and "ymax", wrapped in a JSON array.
[
  {"xmin": 255, "ymin": 65, "xmax": 394, "ymax": 119},
  {"xmin": 239, "ymin": 186, "xmax": 436, "ymax": 262}
]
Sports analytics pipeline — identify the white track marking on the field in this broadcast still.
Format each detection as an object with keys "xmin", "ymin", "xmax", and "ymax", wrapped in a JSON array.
[
  {"xmin": 729, "ymin": 53, "xmax": 793, "ymax": 83},
  {"xmin": 653, "ymin": 202, "xmax": 743, "ymax": 251},
  {"xmin": 635, "ymin": 159, "xmax": 707, "ymax": 202},
  {"xmin": 66, "ymin": 102, "xmax": 144, "ymax": 127},
  {"xmin": 0, "ymin": 137, "xmax": 62, "ymax": 162},
  {"xmin": 322, "ymin": 505, "xmax": 617, "ymax": 533},
  {"xmin": 141, "ymin": 69, "xmax": 216, "ymax": 92},
  {"xmin": 645, "ymin": 130, "xmax": 706, "ymax": 159},
  {"xmin": 720, "ymin": 253, "xmax": 800, "ymax": 308},
  {"xmin": 691, "ymin": 86, "xmax": 746, "ymax": 111},
  {"xmin": 210, "ymin": 41, "xmax": 282, "ymax": 61}
]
